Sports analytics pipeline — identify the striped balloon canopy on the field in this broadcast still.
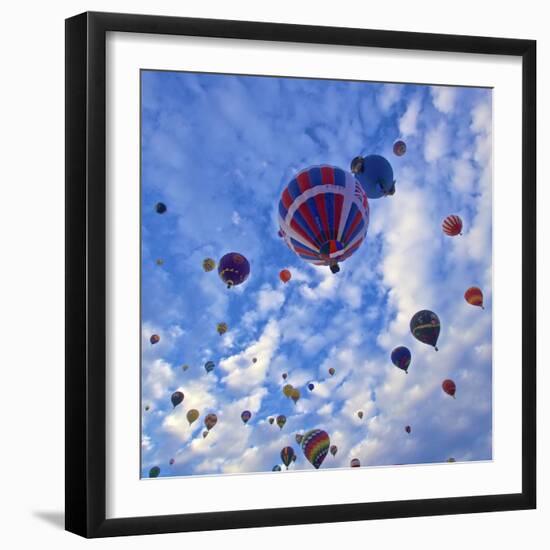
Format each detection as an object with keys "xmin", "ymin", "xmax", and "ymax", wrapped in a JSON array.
[
  {"xmin": 442, "ymin": 214, "xmax": 463, "ymax": 236},
  {"xmin": 301, "ymin": 429, "xmax": 330, "ymax": 469},
  {"xmin": 464, "ymin": 286, "xmax": 484, "ymax": 309},
  {"xmin": 278, "ymin": 166, "xmax": 369, "ymax": 273}
]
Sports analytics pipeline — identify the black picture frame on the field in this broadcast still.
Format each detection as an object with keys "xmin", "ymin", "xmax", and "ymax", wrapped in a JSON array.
[{"xmin": 65, "ymin": 11, "xmax": 536, "ymax": 538}]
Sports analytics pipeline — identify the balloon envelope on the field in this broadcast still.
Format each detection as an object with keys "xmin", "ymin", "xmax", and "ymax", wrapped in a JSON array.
[
  {"xmin": 464, "ymin": 286, "xmax": 484, "ymax": 308},
  {"xmin": 283, "ymin": 384, "xmax": 294, "ymax": 398},
  {"xmin": 282, "ymin": 373, "xmax": 288, "ymax": 380},
  {"xmin": 276, "ymin": 415, "xmax": 286, "ymax": 429},
  {"xmin": 350, "ymin": 458, "xmax": 361, "ymax": 468},
  {"xmin": 410, "ymin": 310, "xmax": 441, "ymax": 350},
  {"xmin": 218, "ymin": 252, "xmax": 250, "ymax": 288},
  {"xmin": 281, "ymin": 446, "xmax": 296, "ymax": 467},
  {"xmin": 279, "ymin": 269, "xmax": 292, "ymax": 283},
  {"xmin": 357, "ymin": 411, "xmax": 364, "ymax": 419},
  {"xmin": 187, "ymin": 409, "xmax": 199, "ymax": 425},
  {"xmin": 216, "ymin": 322, "xmax": 228, "ymax": 335},
  {"xmin": 351, "ymin": 154, "xmax": 395, "ymax": 198},
  {"xmin": 202, "ymin": 258, "xmax": 216, "ymax": 272},
  {"xmin": 278, "ymin": 165, "xmax": 369, "ymax": 271},
  {"xmin": 171, "ymin": 391, "xmax": 184, "ymax": 408},
  {"xmin": 295, "ymin": 433, "xmax": 304, "ymax": 444},
  {"xmin": 301, "ymin": 429, "xmax": 330, "ymax": 469},
  {"xmin": 241, "ymin": 410, "xmax": 252, "ymax": 424},
  {"xmin": 442, "ymin": 214, "xmax": 463, "ymax": 236},
  {"xmin": 442, "ymin": 379, "xmax": 456, "ymax": 397},
  {"xmin": 393, "ymin": 140, "xmax": 407, "ymax": 156},
  {"xmin": 150, "ymin": 334, "xmax": 160, "ymax": 345},
  {"xmin": 204, "ymin": 413, "xmax": 218, "ymax": 430},
  {"xmin": 169, "ymin": 458, "xmax": 175, "ymax": 465},
  {"xmin": 391, "ymin": 346, "xmax": 412, "ymax": 372},
  {"xmin": 272, "ymin": 465, "xmax": 282, "ymax": 472},
  {"xmin": 308, "ymin": 383, "xmax": 314, "ymax": 391},
  {"xmin": 290, "ymin": 388, "xmax": 300, "ymax": 404},
  {"xmin": 155, "ymin": 202, "xmax": 167, "ymax": 214},
  {"xmin": 330, "ymin": 445, "xmax": 338, "ymax": 457},
  {"xmin": 405, "ymin": 425, "xmax": 411, "ymax": 434},
  {"xmin": 149, "ymin": 466, "xmax": 160, "ymax": 478},
  {"xmin": 328, "ymin": 367, "xmax": 335, "ymax": 376},
  {"xmin": 204, "ymin": 360, "xmax": 215, "ymax": 373},
  {"xmin": 268, "ymin": 417, "xmax": 274, "ymax": 425}
]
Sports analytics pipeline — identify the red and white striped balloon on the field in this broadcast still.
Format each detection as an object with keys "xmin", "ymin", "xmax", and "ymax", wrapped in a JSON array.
[{"xmin": 442, "ymin": 214, "xmax": 463, "ymax": 236}]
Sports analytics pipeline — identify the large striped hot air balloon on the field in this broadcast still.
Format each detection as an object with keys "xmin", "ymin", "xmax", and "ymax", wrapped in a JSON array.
[
  {"xmin": 278, "ymin": 165, "xmax": 369, "ymax": 274},
  {"xmin": 301, "ymin": 429, "xmax": 330, "ymax": 469},
  {"xmin": 442, "ymin": 214, "xmax": 463, "ymax": 236},
  {"xmin": 464, "ymin": 287, "xmax": 484, "ymax": 309}
]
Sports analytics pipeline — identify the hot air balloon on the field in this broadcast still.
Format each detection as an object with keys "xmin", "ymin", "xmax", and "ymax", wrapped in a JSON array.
[
  {"xmin": 149, "ymin": 466, "xmax": 160, "ymax": 478},
  {"xmin": 295, "ymin": 433, "xmax": 304, "ymax": 445},
  {"xmin": 150, "ymin": 334, "xmax": 160, "ymax": 345},
  {"xmin": 464, "ymin": 287, "xmax": 484, "ymax": 309},
  {"xmin": 357, "ymin": 411, "xmax": 364, "ymax": 419},
  {"xmin": 282, "ymin": 373, "xmax": 288, "ymax": 381},
  {"xmin": 328, "ymin": 367, "xmax": 336, "ymax": 376},
  {"xmin": 204, "ymin": 360, "xmax": 215, "ymax": 374},
  {"xmin": 218, "ymin": 252, "xmax": 250, "ymax": 288},
  {"xmin": 442, "ymin": 214, "xmax": 463, "ymax": 236},
  {"xmin": 391, "ymin": 346, "xmax": 412, "ymax": 373},
  {"xmin": 447, "ymin": 457, "xmax": 456, "ymax": 463},
  {"xmin": 283, "ymin": 384, "xmax": 294, "ymax": 398},
  {"xmin": 187, "ymin": 409, "xmax": 199, "ymax": 426},
  {"xmin": 241, "ymin": 410, "xmax": 252, "ymax": 424},
  {"xmin": 350, "ymin": 154, "xmax": 396, "ymax": 198},
  {"xmin": 308, "ymin": 383, "xmax": 315, "ymax": 391},
  {"xmin": 410, "ymin": 310, "xmax": 441, "ymax": 351},
  {"xmin": 169, "ymin": 458, "xmax": 175, "ymax": 466},
  {"xmin": 290, "ymin": 388, "xmax": 301, "ymax": 404},
  {"xmin": 442, "ymin": 379, "xmax": 456, "ymax": 398},
  {"xmin": 281, "ymin": 446, "xmax": 296, "ymax": 468},
  {"xmin": 252, "ymin": 357, "xmax": 258, "ymax": 364},
  {"xmin": 155, "ymin": 202, "xmax": 167, "ymax": 214},
  {"xmin": 278, "ymin": 165, "xmax": 370, "ymax": 274},
  {"xmin": 350, "ymin": 458, "xmax": 361, "ymax": 468},
  {"xmin": 272, "ymin": 465, "xmax": 282, "ymax": 472},
  {"xmin": 330, "ymin": 445, "xmax": 338, "ymax": 457},
  {"xmin": 405, "ymin": 425, "xmax": 411, "ymax": 434},
  {"xmin": 144, "ymin": 405, "xmax": 150, "ymax": 411},
  {"xmin": 204, "ymin": 413, "xmax": 218, "ymax": 430},
  {"xmin": 155, "ymin": 258, "xmax": 164, "ymax": 266},
  {"xmin": 202, "ymin": 258, "xmax": 216, "ymax": 272},
  {"xmin": 182, "ymin": 364, "xmax": 190, "ymax": 372},
  {"xmin": 268, "ymin": 417, "xmax": 275, "ymax": 425},
  {"xmin": 216, "ymin": 322, "xmax": 228, "ymax": 335},
  {"xmin": 276, "ymin": 415, "xmax": 286, "ymax": 430},
  {"xmin": 301, "ymin": 429, "xmax": 330, "ymax": 469},
  {"xmin": 171, "ymin": 391, "xmax": 184, "ymax": 408},
  {"xmin": 202, "ymin": 430, "xmax": 209, "ymax": 438},
  {"xmin": 393, "ymin": 140, "xmax": 407, "ymax": 157},
  {"xmin": 279, "ymin": 269, "xmax": 292, "ymax": 283}
]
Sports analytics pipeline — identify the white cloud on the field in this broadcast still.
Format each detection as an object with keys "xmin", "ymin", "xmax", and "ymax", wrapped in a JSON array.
[
  {"xmin": 431, "ymin": 86, "xmax": 457, "ymax": 114},
  {"xmin": 424, "ymin": 121, "xmax": 449, "ymax": 163},
  {"xmin": 399, "ymin": 96, "xmax": 422, "ymax": 136}
]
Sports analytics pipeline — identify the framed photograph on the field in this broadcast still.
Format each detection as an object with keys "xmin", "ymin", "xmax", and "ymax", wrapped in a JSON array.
[{"xmin": 65, "ymin": 11, "xmax": 536, "ymax": 538}]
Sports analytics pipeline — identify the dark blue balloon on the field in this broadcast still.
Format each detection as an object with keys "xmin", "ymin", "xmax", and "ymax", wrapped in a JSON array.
[
  {"xmin": 351, "ymin": 155, "xmax": 395, "ymax": 199},
  {"xmin": 308, "ymin": 383, "xmax": 315, "ymax": 391},
  {"xmin": 155, "ymin": 202, "xmax": 167, "ymax": 214},
  {"xmin": 391, "ymin": 346, "xmax": 411, "ymax": 373}
]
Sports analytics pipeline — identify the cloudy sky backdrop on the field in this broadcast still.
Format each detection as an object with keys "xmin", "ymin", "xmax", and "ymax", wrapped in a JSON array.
[{"xmin": 140, "ymin": 70, "xmax": 492, "ymax": 478}]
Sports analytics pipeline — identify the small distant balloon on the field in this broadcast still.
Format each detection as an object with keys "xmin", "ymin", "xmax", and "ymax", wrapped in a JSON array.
[
  {"xmin": 330, "ymin": 445, "xmax": 338, "ymax": 457},
  {"xmin": 204, "ymin": 360, "xmax": 215, "ymax": 374},
  {"xmin": 391, "ymin": 346, "xmax": 412, "ymax": 373},
  {"xmin": 283, "ymin": 384, "xmax": 294, "ymax": 398},
  {"xmin": 405, "ymin": 425, "xmax": 411, "ymax": 434},
  {"xmin": 281, "ymin": 446, "xmax": 296, "ymax": 468},
  {"xmin": 216, "ymin": 322, "xmax": 228, "ymax": 336},
  {"xmin": 442, "ymin": 214, "xmax": 463, "ymax": 236},
  {"xmin": 393, "ymin": 140, "xmax": 407, "ymax": 156},
  {"xmin": 410, "ymin": 310, "xmax": 441, "ymax": 351},
  {"xmin": 150, "ymin": 334, "xmax": 160, "ymax": 345},
  {"xmin": 202, "ymin": 258, "xmax": 216, "ymax": 272},
  {"xmin": 218, "ymin": 252, "xmax": 250, "ymax": 289},
  {"xmin": 308, "ymin": 383, "xmax": 315, "ymax": 391},
  {"xmin": 282, "ymin": 373, "xmax": 288, "ymax": 380},
  {"xmin": 252, "ymin": 357, "xmax": 258, "ymax": 364},
  {"xmin": 169, "ymin": 458, "xmax": 175, "ymax": 466},
  {"xmin": 241, "ymin": 410, "xmax": 252, "ymax": 424},
  {"xmin": 155, "ymin": 258, "xmax": 164, "ymax": 266},
  {"xmin": 272, "ymin": 465, "xmax": 282, "ymax": 472},
  {"xmin": 202, "ymin": 430, "xmax": 209, "ymax": 438},
  {"xmin": 350, "ymin": 458, "xmax": 361, "ymax": 468},
  {"xmin": 328, "ymin": 367, "xmax": 336, "ymax": 376},
  {"xmin": 171, "ymin": 391, "xmax": 184, "ymax": 408},
  {"xmin": 144, "ymin": 405, "xmax": 150, "ymax": 411},
  {"xmin": 464, "ymin": 287, "xmax": 484, "ymax": 309},
  {"xmin": 279, "ymin": 269, "xmax": 292, "ymax": 284},
  {"xmin": 204, "ymin": 413, "xmax": 218, "ymax": 430},
  {"xmin": 276, "ymin": 415, "xmax": 287, "ymax": 430},
  {"xmin": 155, "ymin": 202, "xmax": 167, "ymax": 214},
  {"xmin": 187, "ymin": 409, "xmax": 199, "ymax": 425},
  {"xmin": 295, "ymin": 433, "xmax": 304, "ymax": 445},
  {"xmin": 442, "ymin": 379, "xmax": 456, "ymax": 398},
  {"xmin": 290, "ymin": 387, "xmax": 301, "ymax": 404},
  {"xmin": 182, "ymin": 364, "xmax": 190, "ymax": 372},
  {"xmin": 357, "ymin": 411, "xmax": 364, "ymax": 419},
  {"xmin": 149, "ymin": 466, "xmax": 160, "ymax": 478},
  {"xmin": 268, "ymin": 417, "xmax": 275, "ymax": 425}
]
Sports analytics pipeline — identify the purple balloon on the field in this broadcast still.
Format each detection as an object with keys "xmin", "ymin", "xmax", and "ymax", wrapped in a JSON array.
[{"xmin": 218, "ymin": 253, "xmax": 250, "ymax": 289}]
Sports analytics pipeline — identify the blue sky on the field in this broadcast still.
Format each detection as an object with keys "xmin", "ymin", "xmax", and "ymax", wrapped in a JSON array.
[{"xmin": 140, "ymin": 70, "xmax": 492, "ymax": 478}]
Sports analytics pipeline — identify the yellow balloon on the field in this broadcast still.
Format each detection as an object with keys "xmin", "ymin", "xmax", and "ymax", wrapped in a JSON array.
[
  {"xmin": 283, "ymin": 384, "xmax": 294, "ymax": 398},
  {"xmin": 186, "ymin": 409, "xmax": 199, "ymax": 425},
  {"xmin": 290, "ymin": 388, "xmax": 300, "ymax": 404}
]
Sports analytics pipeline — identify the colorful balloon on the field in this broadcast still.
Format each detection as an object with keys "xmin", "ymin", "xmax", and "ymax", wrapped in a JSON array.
[
  {"xmin": 350, "ymin": 458, "xmax": 361, "ymax": 468},
  {"xmin": 393, "ymin": 140, "xmax": 407, "ymax": 157},
  {"xmin": 283, "ymin": 384, "xmax": 294, "ymax": 398},
  {"xmin": 328, "ymin": 367, "xmax": 336, "ymax": 376},
  {"xmin": 150, "ymin": 334, "xmax": 160, "ymax": 345},
  {"xmin": 155, "ymin": 202, "xmax": 167, "ymax": 214},
  {"xmin": 330, "ymin": 445, "xmax": 338, "ymax": 457},
  {"xmin": 351, "ymin": 154, "xmax": 396, "ymax": 198},
  {"xmin": 410, "ymin": 310, "xmax": 441, "ymax": 351},
  {"xmin": 204, "ymin": 360, "xmax": 215, "ymax": 374},
  {"xmin": 202, "ymin": 258, "xmax": 216, "ymax": 272},
  {"xmin": 447, "ymin": 457, "xmax": 456, "ymax": 463},
  {"xmin": 276, "ymin": 415, "xmax": 287, "ymax": 430},
  {"xmin": 241, "ymin": 410, "xmax": 252, "ymax": 424},
  {"xmin": 281, "ymin": 446, "xmax": 296, "ymax": 468},
  {"xmin": 268, "ymin": 417, "xmax": 275, "ymax": 425},
  {"xmin": 295, "ymin": 433, "xmax": 304, "ymax": 445},
  {"xmin": 442, "ymin": 214, "xmax": 463, "ymax": 236},
  {"xmin": 218, "ymin": 252, "xmax": 250, "ymax": 288},
  {"xmin": 290, "ymin": 388, "xmax": 301, "ymax": 404},
  {"xmin": 357, "ymin": 411, "xmax": 364, "ymax": 419},
  {"xmin": 464, "ymin": 287, "xmax": 484, "ymax": 309},
  {"xmin": 308, "ymin": 383, "xmax": 315, "ymax": 391},
  {"xmin": 405, "ymin": 425, "xmax": 411, "ymax": 434},
  {"xmin": 187, "ymin": 409, "xmax": 199, "ymax": 425},
  {"xmin": 278, "ymin": 165, "xmax": 370, "ymax": 274},
  {"xmin": 391, "ymin": 346, "xmax": 412, "ymax": 373},
  {"xmin": 204, "ymin": 413, "xmax": 218, "ymax": 430},
  {"xmin": 216, "ymin": 322, "xmax": 228, "ymax": 335},
  {"xmin": 171, "ymin": 391, "xmax": 184, "ymax": 408},
  {"xmin": 149, "ymin": 466, "xmax": 160, "ymax": 478},
  {"xmin": 272, "ymin": 465, "xmax": 282, "ymax": 472},
  {"xmin": 279, "ymin": 269, "xmax": 292, "ymax": 283},
  {"xmin": 301, "ymin": 429, "xmax": 330, "ymax": 469},
  {"xmin": 442, "ymin": 379, "xmax": 456, "ymax": 398}
]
